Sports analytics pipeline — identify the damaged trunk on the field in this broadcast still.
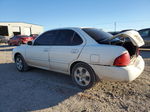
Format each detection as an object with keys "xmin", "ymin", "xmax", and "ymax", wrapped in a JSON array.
[
  {"xmin": 99, "ymin": 30, "xmax": 144, "ymax": 58},
  {"xmin": 100, "ymin": 39, "xmax": 138, "ymax": 58}
]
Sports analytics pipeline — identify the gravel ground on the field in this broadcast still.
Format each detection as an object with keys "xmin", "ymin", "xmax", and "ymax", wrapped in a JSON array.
[{"xmin": 0, "ymin": 44, "xmax": 149, "ymax": 112}]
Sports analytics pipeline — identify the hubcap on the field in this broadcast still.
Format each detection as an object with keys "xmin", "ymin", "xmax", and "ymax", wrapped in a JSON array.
[
  {"xmin": 74, "ymin": 67, "xmax": 91, "ymax": 86},
  {"xmin": 16, "ymin": 57, "xmax": 23, "ymax": 70}
]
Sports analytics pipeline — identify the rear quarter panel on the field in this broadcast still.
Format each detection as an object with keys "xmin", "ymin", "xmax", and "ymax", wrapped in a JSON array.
[{"xmin": 78, "ymin": 43, "xmax": 127, "ymax": 66}]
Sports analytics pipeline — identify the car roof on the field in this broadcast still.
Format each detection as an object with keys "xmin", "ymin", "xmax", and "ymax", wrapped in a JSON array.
[{"xmin": 45, "ymin": 27, "xmax": 101, "ymax": 31}]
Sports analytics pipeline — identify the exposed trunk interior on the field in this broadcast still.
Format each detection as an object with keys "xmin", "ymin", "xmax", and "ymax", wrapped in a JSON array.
[
  {"xmin": 121, "ymin": 42, "xmax": 137, "ymax": 57},
  {"xmin": 100, "ymin": 39, "xmax": 138, "ymax": 58},
  {"xmin": 111, "ymin": 40, "xmax": 138, "ymax": 58}
]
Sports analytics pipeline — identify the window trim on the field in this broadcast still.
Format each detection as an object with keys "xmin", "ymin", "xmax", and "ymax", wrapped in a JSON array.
[{"xmin": 33, "ymin": 29, "xmax": 84, "ymax": 46}]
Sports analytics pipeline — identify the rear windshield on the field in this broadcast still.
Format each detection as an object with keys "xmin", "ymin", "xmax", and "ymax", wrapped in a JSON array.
[{"xmin": 82, "ymin": 28, "xmax": 113, "ymax": 42}]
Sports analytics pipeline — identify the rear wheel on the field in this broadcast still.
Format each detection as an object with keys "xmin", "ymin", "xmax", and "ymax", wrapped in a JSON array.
[
  {"xmin": 71, "ymin": 62, "xmax": 96, "ymax": 89},
  {"xmin": 15, "ymin": 54, "xmax": 30, "ymax": 72}
]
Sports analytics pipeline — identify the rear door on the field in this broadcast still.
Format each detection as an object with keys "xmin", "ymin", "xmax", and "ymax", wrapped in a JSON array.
[
  {"xmin": 26, "ymin": 30, "xmax": 58, "ymax": 69},
  {"xmin": 50, "ymin": 29, "xmax": 85, "ymax": 73}
]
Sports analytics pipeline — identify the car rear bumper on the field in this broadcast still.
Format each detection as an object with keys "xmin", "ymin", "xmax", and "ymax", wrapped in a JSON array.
[{"xmin": 91, "ymin": 55, "xmax": 145, "ymax": 82}]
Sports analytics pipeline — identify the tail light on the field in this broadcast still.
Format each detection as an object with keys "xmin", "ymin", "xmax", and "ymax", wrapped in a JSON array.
[{"xmin": 113, "ymin": 52, "xmax": 130, "ymax": 66}]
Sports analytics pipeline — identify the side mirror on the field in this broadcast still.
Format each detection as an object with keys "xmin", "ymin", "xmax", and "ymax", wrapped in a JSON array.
[{"xmin": 27, "ymin": 41, "xmax": 32, "ymax": 45}]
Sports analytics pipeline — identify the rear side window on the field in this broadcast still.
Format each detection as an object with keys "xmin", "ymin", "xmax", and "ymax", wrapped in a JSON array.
[
  {"xmin": 34, "ymin": 30, "xmax": 58, "ymax": 45},
  {"xmin": 55, "ymin": 30, "xmax": 83, "ymax": 45},
  {"xmin": 72, "ymin": 33, "xmax": 83, "ymax": 45}
]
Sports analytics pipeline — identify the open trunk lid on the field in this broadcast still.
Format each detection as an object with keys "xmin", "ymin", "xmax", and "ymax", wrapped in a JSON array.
[{"xmin": 110, "ymin": 30, "xmax": 144, "ymax": 47}]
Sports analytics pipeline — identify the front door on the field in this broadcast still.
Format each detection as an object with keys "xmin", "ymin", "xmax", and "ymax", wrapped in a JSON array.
[
  {"xmin": 26, "ymin": 30, "xmax": 58, "ymax": 69},
  {"xmin": 26, "ymin": 46, "xmax": 50, "ymax": 69}
]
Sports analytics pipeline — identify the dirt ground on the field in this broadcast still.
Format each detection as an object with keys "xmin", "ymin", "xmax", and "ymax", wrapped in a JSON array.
[{"xmin": 0, "ymin": 44, "xmax": 149, "ymax": 112}]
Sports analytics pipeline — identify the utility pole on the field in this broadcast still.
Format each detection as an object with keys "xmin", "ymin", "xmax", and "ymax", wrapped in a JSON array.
[{"xmin": 114, "ymin": 22, "xmax": 116, "ymax": 32}]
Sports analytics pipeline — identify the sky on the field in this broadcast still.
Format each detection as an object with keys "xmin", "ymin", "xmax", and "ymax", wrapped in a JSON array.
[{"xmin": 0, "ymin": 0, "xmax": 150, "ymax": 31}]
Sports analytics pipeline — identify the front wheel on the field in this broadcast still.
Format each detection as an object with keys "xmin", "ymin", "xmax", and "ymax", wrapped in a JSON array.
[
  {"xmin": 71, "ymin": 62, "xmax": 96, "ymax": 89},
  {"xmin": 15, "ymin": 55, "xmax": 30, "ymax": 72}
]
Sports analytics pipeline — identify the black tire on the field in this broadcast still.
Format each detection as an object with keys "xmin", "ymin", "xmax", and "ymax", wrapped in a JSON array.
[
  {"xmin": 71, "ymin": 62, "xmax": 96, "ymax": 89},
  {"xmin": 15, "ymin": 54, "xmax": 30, "ymax": 72}
]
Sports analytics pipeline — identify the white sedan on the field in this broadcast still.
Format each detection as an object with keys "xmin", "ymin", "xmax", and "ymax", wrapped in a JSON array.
[{"xmin": 12, "ymin": 27, "xmax": 145, "ymax": 89}]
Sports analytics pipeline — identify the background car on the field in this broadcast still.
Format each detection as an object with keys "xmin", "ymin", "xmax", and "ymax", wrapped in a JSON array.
[
  {"xmin": 12, "ymin": 28, "xmax": 145, "ymax": 89},
  {"xmin": 138, "ymin": 28, "xmax": 150, "ymax": 47},
  {"xmin": 109, "ymin": 29, "xmax": 136, "ymax": 36},
  {"xmin": 8, "ymin": 35, "xmax": 33, "ymax": 46},
  {"xmin": 30, "ymin": 34, "xmax": 39, "ymax": 39},
  {"xmin": 120, "ymin": 29, "xmax": 136, "ymax": 33},
  {"xmin": 108, "ymin": 31, "xmax": 120, "ymax": 35}
]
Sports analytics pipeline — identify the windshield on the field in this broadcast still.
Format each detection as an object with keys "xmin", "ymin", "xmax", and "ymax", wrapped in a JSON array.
[{"xmin": 82, "ymin": 28, "xmax": 113, "ymax": 42}]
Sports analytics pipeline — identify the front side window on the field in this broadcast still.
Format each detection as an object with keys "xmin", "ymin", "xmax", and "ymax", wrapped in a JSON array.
[
  {"xmin": 55, "ymin": 30, "xmax": 83, "ymax": 45},
  {"xmin": 34, "ymin": 30, "xmax": 58, "ymax": 45}
]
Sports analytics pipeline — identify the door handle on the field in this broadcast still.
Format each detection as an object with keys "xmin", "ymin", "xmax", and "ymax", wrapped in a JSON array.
[{"xmin": 71, "ymin": 49, "xmax": 79, "ymax": 54}]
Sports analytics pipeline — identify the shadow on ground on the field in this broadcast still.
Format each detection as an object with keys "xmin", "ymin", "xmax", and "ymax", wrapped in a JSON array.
[
  {"xmin": 0, "ymin": 44, "xmax": 15, "ymax": 51},
  {"xmin": 0, "ymin": 63, "xmax": 82, "ymax": 112},
  {"xmin": 0, "ymin": 48, "xmax": 14, "ymax": 51},
  {"xmin": 0, "ymin": 44, "xmax": 11, "ymax": 48}
]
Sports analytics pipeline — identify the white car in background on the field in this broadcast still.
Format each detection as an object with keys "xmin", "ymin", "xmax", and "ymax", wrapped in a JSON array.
[{"xmin": 12, "ymin": 27, "xmax": 145, "ymax": 89}]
